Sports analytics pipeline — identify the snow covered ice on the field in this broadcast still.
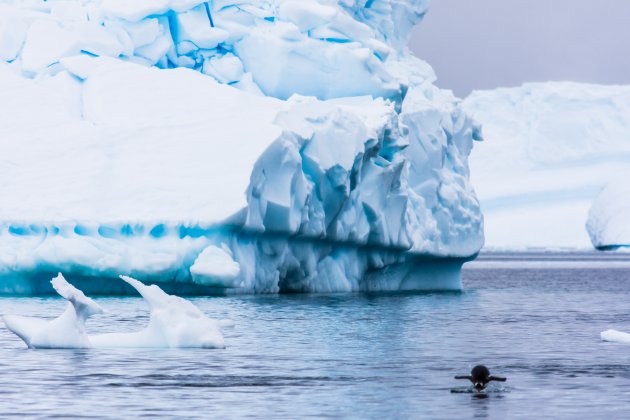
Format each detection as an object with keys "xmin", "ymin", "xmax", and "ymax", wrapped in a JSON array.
[
  {"xmin": 2, "ymin": 273, "xmax": 228, "ymax": 348},
  {"xmin": 463, "ymin": 82, "xmax": 630, "ymax": 250},
  {"xmin": 0, "ymin": 0, "xmax": 483, "ymax": 294}
]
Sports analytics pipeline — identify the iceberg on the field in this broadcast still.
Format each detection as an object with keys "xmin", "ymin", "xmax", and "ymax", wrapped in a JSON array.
[
  {"xmin": 2, "ymin": 273, "xmax": 228, "ymax": 348},
  {"xmin": 0, "ymin": 0, "xmax": 482, "ymax": 294},
  {"xmin": 463, "ymin": 82, "xmax": 630, "ymax": 250}
]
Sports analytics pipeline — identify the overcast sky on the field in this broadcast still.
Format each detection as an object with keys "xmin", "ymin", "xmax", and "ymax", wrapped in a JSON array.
[{"xmin": 409, "ymin": 0, "xmax": 630, "ymax": 97}]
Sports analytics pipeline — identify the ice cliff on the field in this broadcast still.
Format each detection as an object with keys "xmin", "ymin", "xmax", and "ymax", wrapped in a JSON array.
[
  {"xmin": 463, "ymin": 82, "xmax": 630, "ymax": 250},
  {"xmin": 0, "ymin": 0, "xmax": 483, "ymax": 294}
]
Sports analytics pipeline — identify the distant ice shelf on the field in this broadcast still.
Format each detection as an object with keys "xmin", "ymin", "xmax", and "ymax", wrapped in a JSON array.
[
  {"xmin": 0, "ymin": 0, "xmax": 482, "ymax": 294},
  {"xmin": 463, "ymin": 82, "xmax": 630, "ymax": 250}
]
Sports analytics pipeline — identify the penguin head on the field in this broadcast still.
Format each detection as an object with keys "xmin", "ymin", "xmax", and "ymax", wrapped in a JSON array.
[
  {"xmin": 470, "ymin": 365, "xmax": 491, "ymax": 391},
  {"xmin": 455, "ymin": 365, "xmax": 506, "ymax": 391}
]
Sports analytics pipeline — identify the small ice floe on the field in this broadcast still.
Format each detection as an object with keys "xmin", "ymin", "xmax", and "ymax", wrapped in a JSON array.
[
  {"xmin": 601, "ymin": 329, "xmax": 630, "ymax": 344},
  {"xmin": 2, "ymin": 273, "xmax": 231, "ymax": 349}
]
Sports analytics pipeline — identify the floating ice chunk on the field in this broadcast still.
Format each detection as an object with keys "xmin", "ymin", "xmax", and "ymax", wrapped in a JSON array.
[
  {"xmin": 90, "ymin": 275, "xmax": 226, "ymax": 348},
  {"xmin": 51, "ymin": 273, "xmax": 104, "ymax": 321},
  {"xmin": 2, "ymin": 273, "xmax": 102, "ymax": 349},
  {"xmin": 601, "ymin": 329, "xmax": 630, "ymax": 344},
  {"xmin": 2, "ymin": 274, "xmax": 227, "ymax": 349},
  {"xmin": 190, "ymin": 245, "xmax": 241, "ymax": 287}
]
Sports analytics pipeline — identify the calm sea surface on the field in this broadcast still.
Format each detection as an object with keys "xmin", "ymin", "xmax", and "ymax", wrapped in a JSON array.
[{"xmin": 1, "ymin": 252, "xmax": 630, "ymax": 419}]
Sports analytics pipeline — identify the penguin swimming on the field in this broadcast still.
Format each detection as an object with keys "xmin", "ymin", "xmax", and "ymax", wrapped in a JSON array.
[{"xmin": 455, "ymin": 365, "xmax": 506, "ymax": 391}]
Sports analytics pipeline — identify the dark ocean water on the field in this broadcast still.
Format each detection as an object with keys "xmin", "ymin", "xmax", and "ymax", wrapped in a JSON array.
[{"xmin": 1, "ymin": 252, "xmax": 629, "ymax": 419}]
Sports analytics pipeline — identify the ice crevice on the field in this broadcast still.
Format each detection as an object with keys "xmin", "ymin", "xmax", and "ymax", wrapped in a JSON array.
[{"xmin": 0, "ymin": 0, "xmax": 483, "ymax": 294}]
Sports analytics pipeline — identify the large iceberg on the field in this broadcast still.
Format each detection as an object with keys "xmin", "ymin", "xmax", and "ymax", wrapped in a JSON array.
[
  {"xmin": 0, "ymin": 0, "xmax": 483, "ymax": 294},
  {"xmin": 463, "ymin": 82, "xmax": 630, "ymax": 250}
]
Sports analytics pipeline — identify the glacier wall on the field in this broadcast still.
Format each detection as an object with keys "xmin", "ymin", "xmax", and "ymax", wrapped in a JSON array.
[
  {"xmin": 0, "ymin": 0, "xmax": 482, "ymax": 294},
  {"xmin": 463, "ymin": 82, "xmax": 630, "ymax": 250}
]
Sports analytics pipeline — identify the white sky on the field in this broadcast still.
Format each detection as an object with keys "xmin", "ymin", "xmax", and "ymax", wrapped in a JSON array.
[{"xmin": 409, "ymin": 0, "xmax": 630, "ymax": 97}]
